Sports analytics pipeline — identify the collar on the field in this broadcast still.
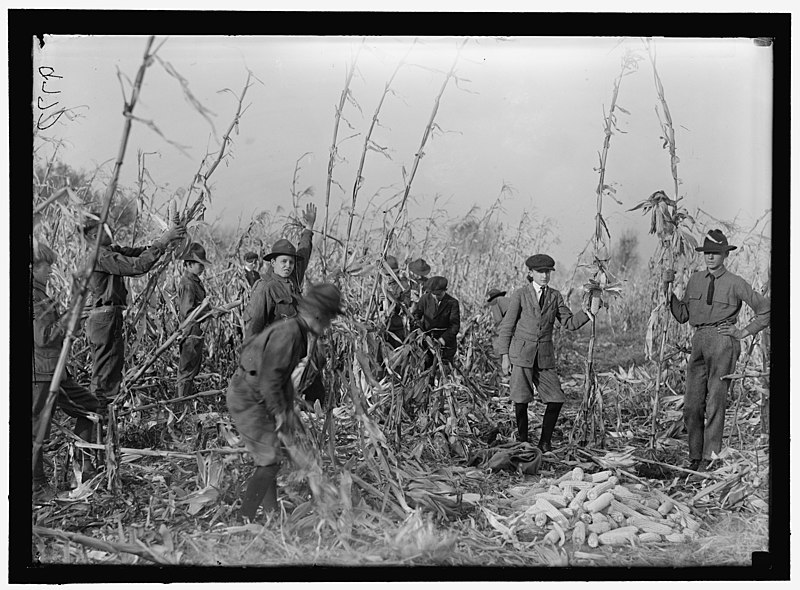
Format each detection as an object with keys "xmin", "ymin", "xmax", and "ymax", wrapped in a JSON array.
[{"xmin": 705, "ymin": 267, "xmax": 727, "ymax": 279}]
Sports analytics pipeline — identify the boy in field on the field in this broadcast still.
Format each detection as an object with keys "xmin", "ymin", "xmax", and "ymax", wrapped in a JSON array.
[
  {"xmin": 226, "ymin": 284, "xmax": 343, "ymax": 522},
  {"xmin": 413, "ymin": 275, "xmax": 461, "ymax": 370},
  {"xmin": 83, "ymin": 214, "xmax": 185, "ymax": 408},
  {"xmin": 663, "ymin": 229, "xmax": 770, "ymax": 472},
  {"xmin": 242, "ymin": 251, "xmax": 261, "ymax": 288},
  {"xmin": 176, "ymin": 243, "xmax": 211, "ymax": 398},
  {"xmin": 32, "ymin": 242, "xmax": 100, "ymax": 501},
  {"xmin": 497, "ymin": 254, "xmax": 595, "ymax": 451}
]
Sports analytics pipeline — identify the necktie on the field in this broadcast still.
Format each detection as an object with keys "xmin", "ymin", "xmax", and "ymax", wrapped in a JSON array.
[
  {"xmin": 538, "ymin": 286, "xmax": 546, "ymax": 309},
  {"xmin": 706, "ymin": 274, "xmax": 715, "ymax": 305}
]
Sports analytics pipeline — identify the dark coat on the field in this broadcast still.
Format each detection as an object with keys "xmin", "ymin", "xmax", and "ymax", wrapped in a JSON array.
[
  {"xmin": 413, "ymin": 292, "xmax": 460, "ymax": 360},
  {"xmin": 496, "ymin": 283, "xmax": 589, "ymax": 369}
]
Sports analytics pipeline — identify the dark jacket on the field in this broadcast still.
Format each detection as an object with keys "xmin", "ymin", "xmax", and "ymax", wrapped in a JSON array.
[
  {"xmin": 413, "ymin": 292, "xmax": 460, "ymax": 358},
  {"xmin": 87, "ymin": 243, "xmax": 165, "ymax": 308},
  {"xmin": 496, "ymin": 283, "xmax": 589, "ymax": 369},
  {"xmin": 177, "ymin": 271, "xmax": 206, "ymax": 322},
  {"xmin": 243, "ymin": 230, "xmax": 312, "ymax": 338}
]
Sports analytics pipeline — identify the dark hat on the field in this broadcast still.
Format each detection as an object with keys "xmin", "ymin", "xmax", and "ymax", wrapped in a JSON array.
[
  {"xmin": 408, "ymin": 258, "xmax": 431, "ymax": 277},
  {"xmin": 427, "ymin": 276, "xmax": 448, "ymax": 292},
  {"xmin": 243, "ymin": 251, "xmax": 259, "ymax": 262},
  {"xmin": 385, "ymin": 255, "xmax": 399, "ymax": 271},
  {"xmin": 486, "ymin": 288, "xmax": 507, "ymax": 302},
  {"xmin": 300, "ymin": 283, "xmax": 344, "ymax": 317},
  {"xmin": 181, "ymin": 242, "xmax": 211, "ymax": 266},
  {"xmin": 263, "ymin": 238, "xmax": 304, "ymax": 261},
  {"xmin": 696, "ymin": 229, "xmax": 737, "ymax": 253},
  {"xmin": 525, "ymin": 254, "xmax": 556, "ymax": 272}
]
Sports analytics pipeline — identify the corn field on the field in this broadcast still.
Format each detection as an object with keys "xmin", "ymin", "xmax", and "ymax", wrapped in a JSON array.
[{"xmin": 24, "ymin": 34, "xmax": 777, "ymax": 577}]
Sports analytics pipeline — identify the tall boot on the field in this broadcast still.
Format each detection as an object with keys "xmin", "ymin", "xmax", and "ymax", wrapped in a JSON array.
[
  {"xmin": 239, "ymin": 463, "xmax": 279, "ymax": 522},
  {"xmin": 514, "ymin": 403, "xmax": 529, "ymax": 442},
  {"xmin": 537, "ymin": 402, "xmax": 563, "ymax": 452}
]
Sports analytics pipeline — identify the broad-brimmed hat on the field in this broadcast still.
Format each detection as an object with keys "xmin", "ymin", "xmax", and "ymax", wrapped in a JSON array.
[
  {"xmin": 385, "ymin": 255, "xmax": 399, "ymax": 271},
  {"xmin": 263, "ymin": 238, "xmax": 304, "ymax": 261},
  {"xmin": 486, "ymin": 288, "xmax": 507, "ymax": 302},
  {"xmin": 427, "ymin": 276, "xmax": 448, "ymax": 292},
  {"xmin": 525, "ymin": 254, "xmax": 555, "ymax": 272},
  {"xmin": 408, "ymin": 258, "xmax": 431, "ymax": 277},
  {"xmin": 181, "ymin": 242, "xmax": 211, "ymax": 266},
  {"xmin": 696, "ymin": 229, "xmax": 737, "ymax": 253},
  {"xmin": 300, "ymin": 283, "xmax": 344, "ymax": 317}
]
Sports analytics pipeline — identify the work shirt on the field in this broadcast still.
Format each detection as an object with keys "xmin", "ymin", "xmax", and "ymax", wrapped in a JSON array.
[
  {"xmin": 670, "ymin": 267, "xmax": 770, "ymax": 336},
  {"xmin": 243, "ymin": 229, "xmax": 313, "ymax": 338},
  {"xmin": 87, "ymin": 243, "xmax": 165, "ymax": 308},
  {"xmin": 177, "ymin": 271, "xmax": 206, "ymax": 321},
  {"xmin": 32, "ymin": 278, "xmax": 69, "ymax": 380}
]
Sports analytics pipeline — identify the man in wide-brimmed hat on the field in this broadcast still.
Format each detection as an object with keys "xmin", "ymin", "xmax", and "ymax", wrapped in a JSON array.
[
  {"xmin": 243, "ymin": 203, "xmax": 316, "ymax": 339},
  {"xmin": 176, "ymin": 242, "xmax": 211, "ymax": 398},
  {"xmin": 226, "ymin": 283, "xmax": 344, "ymax": 523},
  {"xmin": 82, "ymin": 211, "xmax": 185, "ymax": 409},
  {"xmin": 663, "ymin": 229, "xmax": 770, "ymax": 473},
  {"xmin": 497, "ymin": 254, "xmax": 596, "ymax": 452}
]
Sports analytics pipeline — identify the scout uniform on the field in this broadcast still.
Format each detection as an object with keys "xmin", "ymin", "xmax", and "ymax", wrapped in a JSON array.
[
  {"xmin": 667, "ymin": 229, "xmax": 770, "ymax": 469},
  {"xmin": 83, "ymin": 219, "xmax": 174, "ymax": 406},
  {"xmin": 32, "ymin": 245, "xmax": 99, "ymax": 497},
  {"xmin": 243, "ymin": 232, "xmax": 312, "ymax": 339},
  {"xmin": 176, "ymin": 243, "xmax": 210, "ymax": 398},
  {"xmin": 496, "ymin": 254, "xmax": 591, "ymax": 450},
  {"xmin": 412, "ymin": 276, "xmax": 461, "ymax": 366},
  {"xmin": 226, "ymin": 284, "xmax": 343, "ymax": 521},
  {"xmin": 383, "ymin": 255, "xmax": 411, "ymax": 348}
]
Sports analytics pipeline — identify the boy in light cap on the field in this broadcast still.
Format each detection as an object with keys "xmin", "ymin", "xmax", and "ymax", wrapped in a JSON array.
[
  {"xmin": 497, "ymin": 254, "xmax": 595, "ymax": 452},
  {"xmin": 663, "ymin": 229, "xmax": 769, "ymax": 472},
  {"xmin": 226, "ymin": 283, "xmax": 343, "ymax": 522}
]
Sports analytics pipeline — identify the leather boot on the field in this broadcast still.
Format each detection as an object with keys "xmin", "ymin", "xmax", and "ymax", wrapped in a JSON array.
[
  {"xmin": 514, "ymin": 403, "xmax": 529, "ymax": 442},
  {"xmin": 537, "ymin": 402, "xmax": 562, "ymax": 452}
]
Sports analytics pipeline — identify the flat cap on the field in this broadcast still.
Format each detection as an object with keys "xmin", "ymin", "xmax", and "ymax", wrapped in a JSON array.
[
  {"xmin": 525, "ymin": 254, "xmax": 555, "ymax": 272},
  {"xmin": 426, "ymin": 276, "xmax": 448, "ymax": 292}
]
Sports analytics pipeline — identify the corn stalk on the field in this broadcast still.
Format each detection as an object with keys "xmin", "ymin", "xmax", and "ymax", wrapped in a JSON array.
[{"xmin": 32, "ymin": 36, "xmax": 157, "ymax": 480}]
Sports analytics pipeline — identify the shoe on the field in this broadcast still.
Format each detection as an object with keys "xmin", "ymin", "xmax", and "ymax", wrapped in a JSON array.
[
  {"xmin": 537, "ymin": 440, "xmax": 553, "ymax": 453},
  {"xmin": 687, "ymin": 459, "xmax": 709, "ymax": 473}
]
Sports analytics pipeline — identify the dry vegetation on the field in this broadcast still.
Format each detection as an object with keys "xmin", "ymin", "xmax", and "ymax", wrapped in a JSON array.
[{"xmin": 29, "ymin": 36, "xmax": 772, "ymax": 573}]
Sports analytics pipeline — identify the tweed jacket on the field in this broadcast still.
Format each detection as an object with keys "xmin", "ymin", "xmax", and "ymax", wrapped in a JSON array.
[{"xmin": 496, "ymin": 283, "xmax": 589, "ymax": 369}]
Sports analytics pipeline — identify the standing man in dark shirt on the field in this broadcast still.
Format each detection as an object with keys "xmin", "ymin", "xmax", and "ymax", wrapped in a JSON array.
[
  {"xmin": 177, "ymin": 243, "xmax": 210, "ymax": 398},
  {"xmin": 242, "ymin": 251, "xmax": 261, "ymax": 288},
  {"xmin": 663, "ymin": 229, "xmax": 770, "ymax": 472},
  {"xmin": 412, "ymin": 275, "xmax": 461, "ymax": 369},
  {"xmin": 83, "ymin": 216, "xmax": 185, "ymax": 407}
]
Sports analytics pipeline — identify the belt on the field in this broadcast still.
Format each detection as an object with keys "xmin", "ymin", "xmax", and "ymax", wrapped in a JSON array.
[
  {"xmin": 90, "ymin": 304, "xmax": 126, "ymax": 313},
  {"xmin": 695, "ymin": 320, "xmax": 734, "ymax": 331}
]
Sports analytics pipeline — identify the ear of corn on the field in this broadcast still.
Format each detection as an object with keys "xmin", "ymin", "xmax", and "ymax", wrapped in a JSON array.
[
  {"xmin": 657, "ymin": 499, "xmax": 675, "ymax": 515},
  {"xmin": 536, "ymin": 498, "xmax": 569, "ymax": 529},
  {"xmin": 534, "ymin": 511, "xmax": 548, "ymax": 528},
  {"xmin": 589, "ymin": 470, "xmax": 613, "ymax": 483},
  {"xmin": 627, "ymin": 516, "xmax": 674, "ymax": 535},
  {"xmin": 535, "ymin": 493, "xmax": 568, "ymax": 508},
  {"xmin": 608, "ymin": 510, "xmax": 626, "ymax": 524},
  {"xmin": 571, "ymin": 467, "xmax": 585, "ymax": 481},
  {"xmin": 568, "ymin": 487, "xmax": 590, "ymax": 511},
  {"xmin": 572, "ymin": 521, "xmax": 587, "ymax": 546},
  {"xmin": 587, "ymin": 521, "xmax": 612, "ymax": 535},
  {"xmin": 587, "ymin": 532, "xmax": 599, "ymax": 548},
  {"xmin": 637, "ymin": 532, "xmax": 663, "ymax": 544},
  {"xmin": 584, "ymin": 491, "xmax": 614, "ymax": 513},
  {"xmin": 587, "ymin": 476, "xmax": 619, "ymax": 500},
  {"xmin": 665, "ymin": 533, "xmax": 687, "ymax": 543},
  {"xmin": 598, "ymin": 526, "xmax": 638, "ymax": 546}
]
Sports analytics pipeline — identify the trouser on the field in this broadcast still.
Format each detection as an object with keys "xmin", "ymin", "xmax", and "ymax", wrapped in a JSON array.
[
  {"xmin": 685, "ymin": 327, "xmax": 740, "ymax": 460},
  {"xmin": 177, "ymin": 325, "xmax": 204, "ymax": 398},
  {"xmin": 33, "ymin": 374, "xmax": 100, "ymax": 485},
  {"xmin": 86, "ymin": 305, "xmax": 125, "ymax": 404}
]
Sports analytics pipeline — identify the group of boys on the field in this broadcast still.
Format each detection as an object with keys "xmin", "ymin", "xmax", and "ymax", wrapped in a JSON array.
[{"xmin": 33, "ymin": 216, "xmax": 769, "ymax": 519}]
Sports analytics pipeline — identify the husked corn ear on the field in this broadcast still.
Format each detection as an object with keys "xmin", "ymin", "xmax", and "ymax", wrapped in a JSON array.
[
  {"xmin": 609, "ymin": 498, "xmax": 644, "ymax": 520},
  {"xmin": 598, "ymin": 527, "xmax": 638, "ymax": 546},
  {"xmin": 583, "ymin": 491, "xmax": 614, "ymax": 513},
  {"xmin": 589, "ymin": 470, "xmax": 613, "ymax": 483},
  {"xmin": 587, "ymin": 476, "xmax": 619, "ymax": 500},
  {"xmin": 665, "ymin": 533, "xmax": 687, "ymax": 543},
  {"xmin": 591, "ymin": 512, "xmax": 609, "ymax": 524},
  {"xmin": 568, "ymin": 488, "xmax": 590, "ymax": 511},
  {"xmin": 626, "ymin": 517, "xmax": 674, "ymax": 535},
  {"xmin": 536, "ymin": 498, "xmax": 569, "ymax": 528},
  {"xmin": 579, "ymin": 512, "xmax": 593, "ymax": 525},
  {"xmin": 535, "ymin": 493, "xmax": 568, "ymax": 508},
  {"xmin": 611, "ymin": 485, "xmax": 637, "ymax": 500},
  {"xmin": 572, "ymin": 521, "xmax": 587, "ymax": 546},
  {"xmin": 543, "ymin": 528, "xmax": 561, "ymax": 545},
  {"xmin": 644, "ymin": 497, "xmax": 661, "ymax": 511},
  {"xmin": 657, "ymin": 499, "xmax": 675, "ymax": 516},
  {"xmin": 571, "ymin": 467, "xmax": 585, "ymax": 481},
  {"xmin": 587, "ymin": 521, "xmax": 612, "ymax": 534},
  {"xmin": 618, "ymin": 496, "xmax": 665, "ymax": 520},
  {"xmin": 637, "ymin": 532, "xmax": 662, "ymax": 544},
  {"xmin": 587, "ymin": 532, "xmax": 599, "ymax": 548}
]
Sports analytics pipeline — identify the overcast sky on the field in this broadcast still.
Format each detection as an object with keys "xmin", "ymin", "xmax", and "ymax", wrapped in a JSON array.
[{"xmin": 33, "ymin": 35, "xmax": 772, "ymax": 269}]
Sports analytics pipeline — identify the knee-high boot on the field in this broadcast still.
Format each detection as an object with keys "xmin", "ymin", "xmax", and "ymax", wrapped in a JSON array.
[{"xmin": 514, "ymin": 403, "xmax": 529, "ymax": 442}]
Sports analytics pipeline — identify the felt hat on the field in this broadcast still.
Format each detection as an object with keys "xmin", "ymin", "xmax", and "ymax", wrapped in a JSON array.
[
  {"xmin": 263, "ymin": 238, "xmax": 304, "ymax": 261},
  {"xmin": 385, "ymin": 255, "xmax": 399, "ymax": 271},
  {"xmin": 426, "ymin": 276, "xmax": 448, "ymax": 292},
  {"xmin": 408, "ymin": 258, "xmax": 431, "ymax": 277},
  {"xmin": 181, "ymin": 242, "xmax": 211, "ymax": 266},
  {"xmin": 486, "ymin": 288, "xmax": 507, "ymax": 303},
  {"xmin": 695, "ymin": 229, "xmax": 737, "ymax": 253},
  {"xmin": 301, "ymin": 283, "xmax": 344, "ymax": 317},
  {"xmin": 525, "ymin": 254, "xmax": 556, "ymax": 272}
]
